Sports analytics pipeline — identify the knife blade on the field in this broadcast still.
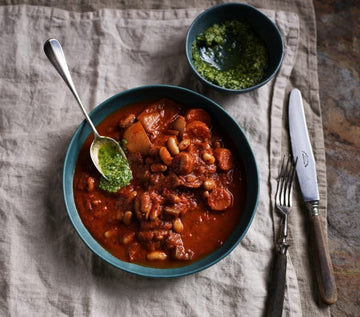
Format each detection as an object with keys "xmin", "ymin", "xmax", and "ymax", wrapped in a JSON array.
[
  {"xmin": 289, "ymin": 89, "xmax": 319, "ymax": 202},
  {"xmin": 288, "ymin": 88, "xmax": 338, "ymax": 305}
]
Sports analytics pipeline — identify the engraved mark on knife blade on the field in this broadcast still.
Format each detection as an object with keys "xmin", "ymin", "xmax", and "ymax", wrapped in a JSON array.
[{"xmin": 302, "ymin": 151, "xmax": 309, "ymax": 167}]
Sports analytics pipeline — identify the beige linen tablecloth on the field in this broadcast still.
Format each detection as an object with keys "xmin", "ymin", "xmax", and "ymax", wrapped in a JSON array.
[{"xmin": 0, "ymin": 1, "xmax": 330, "ymax": 316}]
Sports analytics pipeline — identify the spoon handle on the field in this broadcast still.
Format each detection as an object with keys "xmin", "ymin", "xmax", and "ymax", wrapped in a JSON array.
[{"xmin": 44, "ymin": 39, "xmax": 100, "ymax": 138}]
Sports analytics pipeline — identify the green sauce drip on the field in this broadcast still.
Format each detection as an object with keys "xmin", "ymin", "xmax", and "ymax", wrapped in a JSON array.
[
  {"xmin": 98, "ymin": 143, "xmax": 132, "ymax": 193},
  {"xmin": 192, "ymin": 20, "xmax": 269, "ymax": 90}
]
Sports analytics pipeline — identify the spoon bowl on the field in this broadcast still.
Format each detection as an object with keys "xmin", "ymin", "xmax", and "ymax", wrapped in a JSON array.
[
  {"xmin": 43, "ymin": 39, "xmax": 129, "ymax": 181},
  {"xmin": 90, "ymin": 135, "xmax": 127, "ymax": 180}
]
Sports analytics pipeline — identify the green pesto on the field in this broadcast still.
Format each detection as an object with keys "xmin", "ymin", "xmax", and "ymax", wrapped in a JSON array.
[
  {"xmin": 192, "ymin": 20, "xmax": 269, "ymax": 90},
  {"xmin": 98, "ymin": 143, "xmax": 132, "ymax": 193}
]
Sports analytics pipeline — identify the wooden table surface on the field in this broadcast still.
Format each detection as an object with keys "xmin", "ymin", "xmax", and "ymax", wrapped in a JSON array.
[{"xmin": 313, "ymin": 1, "xmax": 360, "ymax": 316}]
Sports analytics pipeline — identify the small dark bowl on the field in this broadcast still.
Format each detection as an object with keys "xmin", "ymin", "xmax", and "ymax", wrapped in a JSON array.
[
  {"xmin": 63, "ymin": 85, "xmax": 259, "ymax": 278},
  {"xmin": 185, "ymin": 3, "xmax": 284, "ymax": 93}
]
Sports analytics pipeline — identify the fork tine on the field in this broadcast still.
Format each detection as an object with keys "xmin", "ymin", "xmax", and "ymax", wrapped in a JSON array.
[
  {"xmin": 282, "ymin": 156, "xmax": 291, "ymax": 206},
  {"xmin": 275, "ymin": 156, "xmax": 286, "ymax": 206},
  {"xmin": 282, "ymin": 155, "xmax": 297, "ymax": 207},
  {"xmin": 276, "ymin": 155, "xmax": 297, "ymax": 207},
  {"xmin": 284, "ymin": 156, "xmax": 293, "ymax": 206},
  {"xmin": 287, "ymin": 156, "xmax": 298, "ymax": 206}
]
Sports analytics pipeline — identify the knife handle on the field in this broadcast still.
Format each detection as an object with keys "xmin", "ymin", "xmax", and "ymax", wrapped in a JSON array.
[
  {"xmin": 310, "ymin": 208, "xmax": 338, "ymax": 304},
  {"xmin": 266, "ymin": 244, "xmax": 288, "ymax": 317}
]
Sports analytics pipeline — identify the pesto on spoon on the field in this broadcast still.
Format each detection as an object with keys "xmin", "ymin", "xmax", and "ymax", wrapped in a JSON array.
[{"xmin": 44, "ymin": 39, "xmax": 132, "ymax": 192}]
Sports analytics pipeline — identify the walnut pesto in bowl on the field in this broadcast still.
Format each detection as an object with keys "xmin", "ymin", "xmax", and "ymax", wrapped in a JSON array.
[
  {"xmin": 192, "ymin": 20, "xmax": 269, "ymax": 90},
  {"xmin": 186, "ymin": 3, "xmax": 284, "ymax": 93}
]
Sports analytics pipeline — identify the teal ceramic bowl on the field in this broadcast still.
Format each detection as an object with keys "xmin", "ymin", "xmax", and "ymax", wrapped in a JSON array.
[
  {"xmin": 186, "ymin": 3, "xmax": 284, "ymax": 93},
  {"xmin": 63, "ymin": 85, "xmax": 259, "ymax": 277}
]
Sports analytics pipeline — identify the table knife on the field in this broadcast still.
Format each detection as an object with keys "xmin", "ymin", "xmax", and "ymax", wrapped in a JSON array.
[{"xmin": 288, "ymin": 88, "xmax": 338, "ymax": 305}]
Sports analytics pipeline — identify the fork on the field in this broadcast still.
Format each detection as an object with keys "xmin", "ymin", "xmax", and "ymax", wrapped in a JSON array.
[{"xmin": 266, "ymin": 155, "xmax": 297, "ymax": 317}]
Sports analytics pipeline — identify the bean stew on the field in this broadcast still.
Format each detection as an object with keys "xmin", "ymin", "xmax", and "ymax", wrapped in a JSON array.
[{"xmin": 73, "ymin": 98, "xmax": 246, "ymax": 268}]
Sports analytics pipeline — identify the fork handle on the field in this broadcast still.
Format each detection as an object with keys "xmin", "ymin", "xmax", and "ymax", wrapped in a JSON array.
[
  {"xmin": 310, "ymin": 212, "xmax": 338, "ymax": 304},
  {"xmin": 266, "ymin": 244, "xmax": 288, "ymax": 317}
]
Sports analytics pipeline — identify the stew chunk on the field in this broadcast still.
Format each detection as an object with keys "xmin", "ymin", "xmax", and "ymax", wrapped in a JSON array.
[
  {"xmin": 208, "ymin": 188, "xmax": 233, "ymax": 211},
  {"xmin": 214, "ymin": 148, "xmax": 233, "ymax": 171}
]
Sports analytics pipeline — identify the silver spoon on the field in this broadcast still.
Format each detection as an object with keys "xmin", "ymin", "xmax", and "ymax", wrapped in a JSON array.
[{"xmin": 44, "ymin": 38, "xmax": 127, "ymax": 180}]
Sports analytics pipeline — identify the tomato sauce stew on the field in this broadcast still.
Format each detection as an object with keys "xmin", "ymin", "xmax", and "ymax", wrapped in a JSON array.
[{"xmin": 73, "ymin": 98, "xmax": 246, "ymax": 268}]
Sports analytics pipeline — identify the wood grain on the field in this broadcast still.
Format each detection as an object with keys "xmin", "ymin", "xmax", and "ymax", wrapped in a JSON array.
[{"xmin": 310, "ymin": 214, "xmax": 338, "ymax": 304}]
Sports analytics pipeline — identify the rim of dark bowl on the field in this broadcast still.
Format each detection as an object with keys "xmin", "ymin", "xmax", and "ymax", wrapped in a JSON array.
[
  {"xmin": 185, "ymin": 2, "xmax": 285, "ymax": 93},
  {"xmin": 62, "ymin": 84, "xmax": 259, "ymax": 278}
]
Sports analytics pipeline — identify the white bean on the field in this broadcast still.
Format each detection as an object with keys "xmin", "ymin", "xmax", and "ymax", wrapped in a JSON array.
[
  {"xmin": 159, "ymin": 147, "xmax": 173, "ymax": 166},
  {"xmin": 203, "ymin": 179, "xmax": 215, "ymax": 191},
  {"xmin": 202, "ymin": 152, "xmax": 215, "ymax": 164},
  {"xmin": 146, "ymin": 251, "xmax": 168, "ymax": 261},
  {"xmin": 178, "ymin": 139, "xmax": 190, "ymax": 151},
  {"xmin": 173, "ymin": 218, "xmax": 184, "ymax": 233},
  {"xmin": 123, "ymin": 211, "xmax": 133, "ymax": 226},
  {"xmin": 167, "ymin": 136, "xmax": 179, "ymax": 156}
]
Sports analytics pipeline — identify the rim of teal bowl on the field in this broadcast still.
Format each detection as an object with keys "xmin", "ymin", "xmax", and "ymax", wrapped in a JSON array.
[
  {"xmin": 63, "ymin": 84, "xmax": 259, "ymax": 278},
  {"xmin": 185, "ymin": 2, "xmax": 284, "ymax": 93}
]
